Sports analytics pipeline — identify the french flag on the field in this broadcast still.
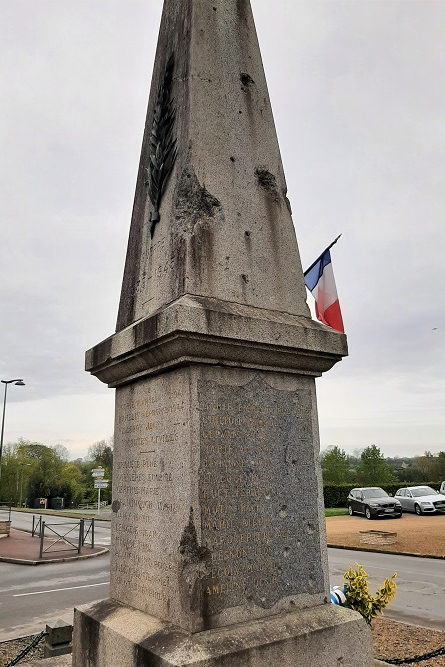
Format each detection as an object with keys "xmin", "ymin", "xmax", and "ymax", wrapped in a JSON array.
[{"xmin": 304, "ymin": 238, "xmax": 344, "ymax": 334}]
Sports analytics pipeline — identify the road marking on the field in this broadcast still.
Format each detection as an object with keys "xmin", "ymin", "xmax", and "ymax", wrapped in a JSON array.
[{"xmin": 14, "ymin": 582, "xmax": 109, "ymax": 597}]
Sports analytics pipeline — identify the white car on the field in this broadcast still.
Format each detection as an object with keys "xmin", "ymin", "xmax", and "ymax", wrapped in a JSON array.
[
  {"xmin": 440, "ymin": 481, "xmax": 445, "ymax": 495},
  {"xmin": 395, "ymin": 486, "xmax": 445, "ymax": 515}
]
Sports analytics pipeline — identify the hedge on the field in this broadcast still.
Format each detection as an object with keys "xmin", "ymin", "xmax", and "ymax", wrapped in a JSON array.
[{"xmin": 323, "ymin": 482, "xmax": 441, "ymax": 508}]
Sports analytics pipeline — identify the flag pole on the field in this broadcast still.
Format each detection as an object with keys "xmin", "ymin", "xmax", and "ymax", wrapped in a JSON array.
[{"xmin": 303, "ymin": 234, "xmax": 342, "ymax": 276}]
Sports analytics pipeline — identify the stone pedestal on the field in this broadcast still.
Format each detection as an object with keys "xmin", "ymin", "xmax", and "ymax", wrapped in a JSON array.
[
  {"xmin": 73, "ymin": 297, "xmax": 374, "ymax": 666},
  {"xmin": 73, "ymin": 600, "xmax": 373, "ymax": 667},
  {"xmin": 86, "ymin": 300, "xmax": 345, "ymax": 635},
  {"xmin": 73, "ymin": 0, "xmax": 375, "ymax": 665}
]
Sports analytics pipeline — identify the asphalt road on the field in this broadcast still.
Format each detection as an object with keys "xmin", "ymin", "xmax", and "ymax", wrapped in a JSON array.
[
  {"xmin": 0, "ymin": 553, "xmax": 110, "ymax": 640},
  {"xmin": 1, "ymin": 523, "xmax": 443, "ymax": 640},
  {"xmin": 328, "ymin": 547, "xmax": 445, "ymax": 631}
]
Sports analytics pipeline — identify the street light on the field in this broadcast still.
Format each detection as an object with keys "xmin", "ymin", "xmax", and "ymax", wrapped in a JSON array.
[{"xmin": 0, "ymin": 379, "xmax": 25, "ymax": 493}]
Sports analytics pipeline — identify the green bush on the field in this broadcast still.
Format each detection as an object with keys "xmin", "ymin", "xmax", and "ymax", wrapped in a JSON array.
[
  {"xmin": 323, "ymin": 482, "xmax": 441, "ymax": 508},
  {"xmin": 343, "ymin": 563, "xmax": 397, "ymax": 624}
]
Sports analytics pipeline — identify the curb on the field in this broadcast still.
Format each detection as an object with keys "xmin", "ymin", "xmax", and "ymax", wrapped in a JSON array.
[
  {"xmin": 327, "ymin": 543, "xmax": 445, "ymax": 560},
  {"xmin": 0, "ymin": 547, "xmax": 109, "ymax": 566},
  {"xmin": 11, "ymin": 508, "xmax": 112, "ymax": 522}
]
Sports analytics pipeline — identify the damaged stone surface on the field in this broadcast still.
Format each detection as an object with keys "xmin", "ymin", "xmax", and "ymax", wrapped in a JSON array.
[
  {"xmin": 254, "ymin": 166, "xmax": 280, "ymax": 203},
  {"xmin": 175, "ymin": 165, "xmax": 222, "ymax": 223},
  {"xmin": 178, "ymin": 509, "xmax": 212, "ymax": 626},
  {"xmin": 115, "ymin": 0, "xmax": 310, "ymax": 331}
]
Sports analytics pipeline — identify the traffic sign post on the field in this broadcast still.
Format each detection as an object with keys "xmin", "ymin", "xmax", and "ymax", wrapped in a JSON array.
[
  {"xmin": 94, "ymin": 480, "xmax": 109, "ymax": 489},
  {"xmin": 92, "ymin": 467, "xmax": 107, "ymax": 513}
]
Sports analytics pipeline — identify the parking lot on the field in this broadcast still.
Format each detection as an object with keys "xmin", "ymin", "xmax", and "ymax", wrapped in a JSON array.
[{"xmin": 326, "ymin": 512, "xmax": 445, "ymax": 557}]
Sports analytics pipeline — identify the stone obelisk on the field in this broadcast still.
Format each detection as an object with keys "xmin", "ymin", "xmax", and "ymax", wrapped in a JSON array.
[{"xmin": 73, "ymin": 1, "xmax": 374, "ymax": 665}]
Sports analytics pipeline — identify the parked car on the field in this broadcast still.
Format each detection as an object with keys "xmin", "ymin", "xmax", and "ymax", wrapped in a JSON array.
[
  {"xmin": 440, "ymin": 481, "xmax": 445, "ymax": 495},
  {"xmin": 347, "ymin": 487, "xmax": 402, "ymax": 520},
  {"xmin": 394, "ymin": 486, "xmax": 445, "ymax": 515}
]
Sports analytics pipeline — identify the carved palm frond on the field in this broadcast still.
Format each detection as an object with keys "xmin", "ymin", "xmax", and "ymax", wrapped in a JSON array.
[{"xmin": 145, "ymin": 54, "xmax": 177, "ymax": 238}]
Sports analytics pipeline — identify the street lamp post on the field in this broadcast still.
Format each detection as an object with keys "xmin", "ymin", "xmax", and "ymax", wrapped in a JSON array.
[{"xmin": 0, "ymin": 379, "xmax": 25, "ymax": 493}]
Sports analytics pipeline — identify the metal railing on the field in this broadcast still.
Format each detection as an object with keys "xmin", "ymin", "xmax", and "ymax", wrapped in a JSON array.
[
  {"xmin": 38, "ymin": 518, "xmax": 95, "ymax": 558},
  {"xmin": 82, "ymin": 517, "xmax": 95, "ymax": 547},
  {"xmin": 31, "ymin": 514, "xmax": 42, "ymax": 537}
]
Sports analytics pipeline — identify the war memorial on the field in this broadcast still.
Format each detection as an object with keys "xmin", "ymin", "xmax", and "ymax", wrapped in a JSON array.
[{"xmin": 72, "ymin": 1, "xmax": 375, "ymax": 665}]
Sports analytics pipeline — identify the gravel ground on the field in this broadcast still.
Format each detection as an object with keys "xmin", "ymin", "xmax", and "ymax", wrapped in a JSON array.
[
  {"xmin": 373, "ymin": 617, "xmax": 445, "ymax": 666},
  {"xmin": 326, "ymin": 512, "xmax": 445, "ymax": 556},
  {"xmin": 0, "ymin": 634, "xmax": 45, "ymax": 665}
]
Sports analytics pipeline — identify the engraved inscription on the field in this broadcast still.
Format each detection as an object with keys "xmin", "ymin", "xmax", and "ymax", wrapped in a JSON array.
[
  {"xmin": 198, "ymin": 376, "xmax": 323, "ymax": 614},
  {"xmin": 111, "ymin": 378, "xmax": 187, "ymax": 620}
]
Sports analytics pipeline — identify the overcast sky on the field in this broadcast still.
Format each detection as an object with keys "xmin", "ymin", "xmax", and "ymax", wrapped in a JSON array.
[{"xmin": 1, "ymin": 0, "xmax": 444, "ymax": 461}]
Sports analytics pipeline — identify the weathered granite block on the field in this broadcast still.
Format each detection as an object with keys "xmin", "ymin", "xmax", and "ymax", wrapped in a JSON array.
[
  {"xmin": 46, "ymin": 620, "xmax": 73, "ymax": 646},
  {"xmin": 110, "ymin": 366, "xmax": 330, "ymax": 633},
  {"xmin": 73, "ymin": 600, "xmax": 375, "ymax": 667}
]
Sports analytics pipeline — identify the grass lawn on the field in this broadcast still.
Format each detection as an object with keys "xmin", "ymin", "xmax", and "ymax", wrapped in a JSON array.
[{"xmin": 325, "ymin": 507, "xmax": 348, "ymax": 517}]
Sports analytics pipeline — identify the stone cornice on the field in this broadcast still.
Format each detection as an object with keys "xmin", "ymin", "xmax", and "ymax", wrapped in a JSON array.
[{"xmin": 86, "ymin": 296, "xmax": 347, "ymax": 387}]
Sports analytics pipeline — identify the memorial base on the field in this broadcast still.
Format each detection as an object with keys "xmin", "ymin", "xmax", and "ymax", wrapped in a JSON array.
[{"xmin": 73, "ymin": 599, "xmax": 374, "ymax": 667}]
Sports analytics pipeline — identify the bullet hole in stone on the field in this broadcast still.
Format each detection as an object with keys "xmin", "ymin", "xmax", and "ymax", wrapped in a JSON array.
[
  {"xmin": 240, "ymin": 72, "xmax": 255, "ymax": 87},
  {"xmin": 241, "ymin": 274, "xmax": 249, "ymax": 283},
  {"xmin": 307, "ymin": 523, "xmax": 314, "ymax": 535},
  {"xmin": 279, "ymin": 506, "xmax": 287, "ymax": 518},
  {"xmin": 277, "ymin": 566, "xmax": 282, "ymax": 575},
  {"xmin": 265, "ymin": 495, "xmax": 271, "ymax": 500},
  {"xmin": 230, "ymin": 156, "xmax": 235, "ymax": 162},
  {"xmin": 289, "ymin": 600, "xmax": 296, "ymax": 607},
  {"xmin": 308, "ymin": 576, "xmax": 315, "ymax": 588},
  {"xmin": 213, "ymin": 6, "xmax": 217, "ymax": 10},
  {"xmin": 291, "ymin": 459, "xmax": 297, "ymax": 466},
  {"xmin": 284, "ymin": 547, "xmax": 290, "ymax": 557},
  {"xmin": 245, "ymin": 230, "xmax": 251, "ymax": 237},
  {"xmin": 239, "ymin": 110, "xmax": 242, "ymax": 114},
  {"xmin": 296, "ymin": 540, "xmax": 301, "ymax": 548}
]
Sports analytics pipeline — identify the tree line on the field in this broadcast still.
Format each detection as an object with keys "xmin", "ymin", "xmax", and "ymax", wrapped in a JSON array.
[
  {"xmin": 321, "ymin": 444, "xmax": 445, "ymax": 487},
  {"xmin": 2, "ymin": 438, "xmax": 444, "ymax": 509},
  {"xmin": 0, "ymin": 438, "xmax": 113, "ymax": 508}
]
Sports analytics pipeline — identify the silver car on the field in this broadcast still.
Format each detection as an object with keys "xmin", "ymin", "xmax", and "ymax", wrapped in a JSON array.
[{"xmin": 394, "ymin": 486, "xmax": 445, "ymax": 515}]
